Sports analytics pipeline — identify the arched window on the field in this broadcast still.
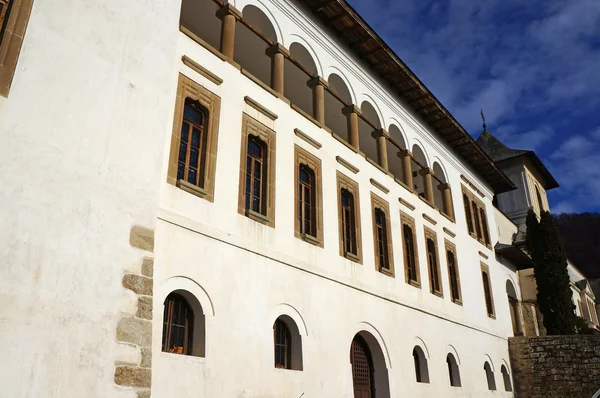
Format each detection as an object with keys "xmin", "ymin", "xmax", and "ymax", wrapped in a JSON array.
[
  {"xmin": 506, "ymin": 280, "xmax": 522, "ymax": 336},
  {"xmin": 178, "ymin": 99, "xmax": 208, "ymax": 187},
  {"xmin": 351, "ymin": 335, "xmax": 374, "ymax": 396},
  {"xmin": 484, "ymin": 361, "xmax": 496, "ymax": 390},
  {"xmin": 413, "ymin": 346, "xmax": 430, "ymax": 383},
  {"xmin": 245, "ymin": 136, "xmax": 268, "ymax": 214},
  {"xmin": 535, "ymin": 186, "xmax": 544, "ymax": 212},
  {"xmin": 447, "ymin": 353, "xmax": 461, "ymax": 387},
  {"xmin": 341, "ymin": 188, "xmax": 357, "ymax": 255},
  {"xmin": 162, "ymin": 293, "xmax": 194, "ymax": 355},
  {"xmin": 274, "ymin": 319, "xmax": 292, "ymax": 369},
  {"xmin": 501, "ymin": 365, "xmax": 512, "ymax": 392},
  {"xmin": 298, "ymin": 164, "xmax": 316, "ymax": 237},
  {"xmin": 402, "ymin": 224, "xmax": 419, "ymax": 283}
]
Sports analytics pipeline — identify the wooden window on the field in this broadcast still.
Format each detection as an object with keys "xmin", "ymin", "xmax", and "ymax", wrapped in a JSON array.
[
  {"xmin": 481, "ymin": 263, "xmax": 496, "ymax": 318},
  {"xmin": 445, "ymin": 240, "xmax": 462, "ymax": 304},
  {"xmin": 463, "ymin": 193, "xmax": 474, "ymax": 235},
  {"xmin": 425, "ymin": 227, "xmax": 443, "ymax": 297},
  {"xmin": 371, "ymin": 193, "xmax": 394, "ymax": 277},
  {"xmin": 401, "ymin": 211, "xmax": 420, "ymax": 286},
  {"xmin": 0, "ymin": 0, "xmax": 33, "ymax": 97},
  {"xmin": 274, "ymin": 319, "xmax": 292, "ymax": 369},
  {"xmin": 337, "ymin": 171, "xmax": 362, "ymax": 262},
  {"xmin": 447, "ymin": 353, "xmax": 462, "ymax": 387},
  {"xmin": 162, "ymin": 293, "xmax": 194, "ymax": 355},
  {"xmin": 413, "ymin": 346, "xmax": 429, "ymax": 383},
  {"xmin": 535, "ymin": 186, "xmax": 544, "ymax": 212},
  {"xmin": 294, "ymin": 146, "xmax": 323, "ymax": 246},
  {"xmin": 484, "ymin": 362, "xmax": 497, "ymax": 390},
  {"xmin": 238, "ymin": 113, "xmax": 276, "ymax": 227},
  {"xmin": 351, "ymin": 335, "xmax": 374, "ymax": 397},
  {"xmin": 462, "ymin": 185, "xmax": 491, "ymax": 248},
  {"xmin": 168, "ymin": 74, "xmax": 221, "ymax": 201},
  {"xmin": 501, "ymin": 365, "xmax": 512, "ymax": 392}
]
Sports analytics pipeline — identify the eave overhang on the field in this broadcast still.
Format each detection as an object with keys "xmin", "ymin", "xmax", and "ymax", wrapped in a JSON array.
[
  {"xmin": 301, "ymin": 0, "xmax": 516, "ymax": 193},
  {"xmin": 495, "ymin": 243, "xmax": 535, "ymax": 270}
]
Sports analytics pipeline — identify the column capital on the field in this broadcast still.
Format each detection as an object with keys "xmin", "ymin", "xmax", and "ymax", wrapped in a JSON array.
[
  {"xmin": 307, "ymin": 76, "xmax": 328, "ymax": 89},
  {"xmin": 265, "ymin": 43, "xmax": 290, "ymax": 57},
  {"xmin": 342, "ymin": 104, "xmax": 361, "ymax": 116},
  {"xmin": 418, "ymin": 167, "xmax": 434, "ymax": 176},
  {"xmin": 438, "ymin": 182, "xmax": 451, "ymax": 190},
  {"xmin": 398, "ymin": 149, "xmax": 412, "ymax": 158},
  {"xmin": 216, "ymin": 3, "xmax": 243, "ymax": 20},
  {"xmin": 371, "ymin": 128, "xmax": 389, "ymax": 139}
]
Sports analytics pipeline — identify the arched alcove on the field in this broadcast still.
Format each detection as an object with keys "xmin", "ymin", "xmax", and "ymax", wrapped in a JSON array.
[
  {"xmin": 411, "ymin": 144, "xmax": 428, "ymax": 196},
  {"xmin": 350, "ymin": 331, "xmax": 391, "ymax": 398},
  {"xmin": 161, "ymin": 289, "xmax": 206, "ymax": 357},
  {"xmin": 413, "ymin": 345, "xmax": 430, "ymax": 383},
  {"xmin": 234, "ymin": 5, "xmax": 278, "ymax": 87},
  {"xmin": 506, "ymin": 280, "xmax": 522, "ymax": 336},
  {"xmin": 325, "ymin": 73, "xmax": 353, "ymax": 142},
  {"xmin": 387, "ymin": 124, "xmax": 406, "ymax": 182},
  {"xmin": 359, "ymin": 100, "xmax": 381, "ymax": 163},
  {"xmin": 286, "ymin": 42, "xmax": 318, "ymax": 118},
  {"xmin": 484, "ymin": 361, "xmax": 497, "ymax": 390},
  {"xmin": 273, "ymin": 315, "xmax": 303, "ymax": 371},
  {"xmin": 180, "ymin": 0, "xmax": 222, "ymax": 50},
  {"xmin": 432, "ymin": 161, "xmax": 447, "ymax": 211},
  {"xmin": 446, "ymin": 353, "xmax": 461, "ymax": 387},
  {"xmin": 501, "ymin": 364, "xmax": 513, "ymax": 392}
]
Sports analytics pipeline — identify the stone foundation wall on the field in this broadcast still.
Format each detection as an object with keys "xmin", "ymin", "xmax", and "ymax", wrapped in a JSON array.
[{"xmin": 509, "ymin": 335, "xmax": 600, "ymax": 398}]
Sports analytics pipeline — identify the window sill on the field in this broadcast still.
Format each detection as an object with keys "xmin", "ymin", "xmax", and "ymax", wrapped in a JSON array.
[
  {"xmin": 487, "ymin": 313, "xmax": 496, "ymax": 320},
  {"xmin": 301, "ymin": 233, "xmax": 322, "ymax": 247},
  {"xmin": 290, "ymin": 102, "xmax": 322, "ymax": 129},
  {"xmin": 160, "ymin": 351, "xmax": 206, "ymax": 364},
  {"xmin": 418, "ymin": 195, "xmax": 436, "ymax": 209},
  {"xmin": 431, "ymin": 290, "xmax": 444, "ymax": 298},
  {"xmin": 246, "ymin": 209, "xmax": 272, "ymax": 225},
  {"xmin": 343, "ymin": 252, "xmax": 361, "ymax": 263},
  {"xmin": 407, "ymin": 279, "xmax": 421, "ymax": 289},
  {"xmin": 452, "ymin": 299, "xmax": 463, "ymax": 306},
  {"xmin": 440, "ymin": 211, "xmax": 455, "ymax": 224},
  {"xmin": 378, "ymin": 267, "xmax": 394, "ymax": 278},
  {"xmin": 177, "ymin": 179, "xmax": 208, "ymax": 199},
  {"xmin": 274, "ymin": 367, "xmax": 302, "ymax": 372}
]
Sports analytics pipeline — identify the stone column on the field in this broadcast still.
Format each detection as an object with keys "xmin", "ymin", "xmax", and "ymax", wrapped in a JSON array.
[
  {"xmin": 372, "ymin": 128, "xmax": 389, "ymax": 171},
  {"xmin": 217, "ymin": 4, "xmax": 243, "ymax": 60},
  {"xmin": 399, "ymin": 149, "xmax": 413, "ymax": 190},
  {"xmin": 342, "ymin": 104, "xmax": 360, "ymax": 151},
  {"xmin": 307, "ymin": 76, "xmax": 327, "ymax": 125},
  {"xmin": 438, "ymin": 183, "xmax": 454, "ymax": 219},
  {"xmin": 265, "ymin": 43, "xmax": 289, "ymax": 96},
  {"xmin": 419, "ymin": 168, "xmax": 435, "ymax": 204}
]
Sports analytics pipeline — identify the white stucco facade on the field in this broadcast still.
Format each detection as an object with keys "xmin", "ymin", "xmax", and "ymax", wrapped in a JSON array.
[{"xmin": 0, "ymin": 0, "xmax": 522, "ymax": 397}]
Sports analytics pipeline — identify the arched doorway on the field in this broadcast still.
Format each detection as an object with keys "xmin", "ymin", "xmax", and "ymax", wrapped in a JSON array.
[
  {"xmin": 351, "ymin": 335, "xmax": 374, "ymax": 398},
  {"xmin": 349, "ymin": 331, "xmax": 390, "ymax": 398}
]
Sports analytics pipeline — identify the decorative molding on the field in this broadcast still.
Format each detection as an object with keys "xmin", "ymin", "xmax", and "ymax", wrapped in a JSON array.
[
  {"xmin": 423, "ymin": 213, "xmax": 437, "ymax": 226},
  {"xmin": 294, "ymin": 128, "xmax": 322, "ymax": 149},
  {"xmin": 290, "ymin": 102, "xmax": 322, "ymax": 128},
  {"xmin": 461, "ymin": 174, "xmax": 485, "ymax": 198},
  {"xmin": 336, "ymin": 156, "xmax": 359, "ymax": 174},
  {"xmin": 370, "ymin": 178, "xmax": 389, "ymax": 194},
  {"xmin": 399, "ymin": 198, "xmax": 415, "ymax": 211},
  {"xmin": 479, "ymin": 251, "xmax": 489, "ymax": 260},
  {"xmin": 180, "ymin": 26, "xmax": 227, "ymax": 62},
  {"xmin": 181, "ymin": 56, "xmax": 223, "ymax": 85},
  {"xmin": 443, "ymin": 227, "xmax": 456, "ymax": 238},
  {"xmin": 244, "ymin": 96, "xmax": 278, "ymax": 120}
]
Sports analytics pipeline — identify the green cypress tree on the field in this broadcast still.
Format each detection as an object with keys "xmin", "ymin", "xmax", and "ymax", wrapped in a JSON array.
[{"xmin": 526, "ymin": 209, "xmax": 577, "ymax": 334}]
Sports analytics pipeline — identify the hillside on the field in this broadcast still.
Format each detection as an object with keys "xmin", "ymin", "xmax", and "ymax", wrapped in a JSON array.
[{"xmin": 553, "ymin": 212, "xmax": 600, "ymax": 279}]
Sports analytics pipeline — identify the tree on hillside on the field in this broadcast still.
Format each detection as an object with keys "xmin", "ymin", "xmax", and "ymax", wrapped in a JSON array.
[
  {"xmin": 554, "ymin": 212, "xmax": 600, "ymax": 279},
  {"xmin": 526, "ymin": 209, "xmax": 577, "ymax": 335}
]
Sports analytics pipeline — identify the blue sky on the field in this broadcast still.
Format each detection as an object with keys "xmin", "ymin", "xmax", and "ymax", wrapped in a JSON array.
[{"xmin": 346, "ymin": 0, "xmax": 600, "ymax": 213}]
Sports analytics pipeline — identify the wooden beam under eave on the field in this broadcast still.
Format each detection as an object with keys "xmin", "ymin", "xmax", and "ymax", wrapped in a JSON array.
[{"xmin": 315, "ymin": 0, "xmax": 337, "ymax": 13}]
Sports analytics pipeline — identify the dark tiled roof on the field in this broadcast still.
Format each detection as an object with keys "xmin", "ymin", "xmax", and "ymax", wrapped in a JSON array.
[
  {"xmin": 298, "ymin": 0, "xmax": 515, "ymax": 193},
  {"xmin": 476, "ymin": 130, "xmax": 559, "ymax": 190}
]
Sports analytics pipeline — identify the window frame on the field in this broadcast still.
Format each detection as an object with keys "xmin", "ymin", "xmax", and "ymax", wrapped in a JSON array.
[
  {"xmin": 424, "ymin": 226, "xmax": 443, "ymax": 297},
  {"xmin": 162, "ymin": 293, "xmax": 194, "ymax": 356},
  {"xmin": 336, "ymin": 171, "xmax": 362, "ymax": 263},
  {"xmin": 461, "ymin": 185, "xmax": 492, "ymax": 249},
  {"xmin": 294, "ymin": 145, "xmax": 323, "ymax": 246},
  {"xmin": 400, "ymin": 211, "xmax": 420, "ymax": 287},
  {"xmin": 238, "ymin": 113, "xmax": 276, "ymax": 227},
  {"xmin": 273, "ymin": 319, "xmax": 292, "ymax": 369},
  {"xmin": 168, "ymin": 74, "xmax": 221, "ymax": 202},
  {"xmin": 481, "ymin": 262, "xmax": 496, "ymax": 318},
  {"xmin": 371, "ymin": 193, "xmax": 394, "ymax": 277},
  {"xmin": 445, "ymin": 239, "xmax": 462, "ymax": 305},
  {"xmin": 0, "ymin": 0, "xmax": 33, "ymax": 97}
]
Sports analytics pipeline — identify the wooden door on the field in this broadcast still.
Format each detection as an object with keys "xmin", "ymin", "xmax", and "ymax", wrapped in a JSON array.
[{"xmin": 351, "ymin": 336, "xmax": 373, "ymax": 398}]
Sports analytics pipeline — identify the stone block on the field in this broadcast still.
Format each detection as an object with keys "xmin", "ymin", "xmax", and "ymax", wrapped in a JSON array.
[
  {"xmin": 130, "ymin": 225, "xmax": 155, "ymax": 252},
  {"xmin": 123, "ymin": 274, "xmax": 153, "ymax": 296},
  {"xmin": 141, "ymin": 257, "xmax": 154, "ymax": 277},
  {"xmin": 137, "ymin": 391, "xmax": 151, "ymax": 398},
  {"xmin": 136, "ymin": 296, "xmax": 153, "ymax": 320},
  {"xmin": 114, "ymin": 365, "xmax": 151, "ymax": 388},
  {"xmin": 116, "ymin": 317, "xmax": 152, "ymax": 347},
  {"xmin": 141, "ymin": 347, "xmax": 152, "ymax": 368}
]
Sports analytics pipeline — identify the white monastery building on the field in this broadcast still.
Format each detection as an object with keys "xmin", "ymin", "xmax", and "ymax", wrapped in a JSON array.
[{"xmin": 0, "ymin": 0, "xmax": 596, "ymax": 397}]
